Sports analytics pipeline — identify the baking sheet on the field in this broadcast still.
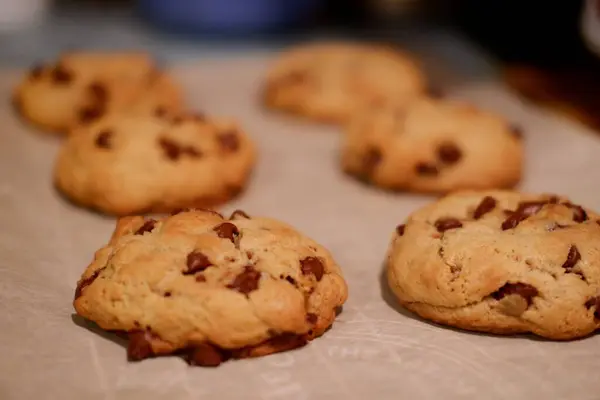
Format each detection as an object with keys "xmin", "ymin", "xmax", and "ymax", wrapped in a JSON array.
[{"xmin": 2, "ymin": 53, "xmax": 600, "ymax": 400}]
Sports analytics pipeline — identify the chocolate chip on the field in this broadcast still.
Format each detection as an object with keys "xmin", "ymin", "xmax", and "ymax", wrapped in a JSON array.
[
  {"xmin": 29, "ymin": 64, "xmax": 44, "ymax": 79},
  {"xmin": 88, "ymin": 81, "xmax": 108, "ymax": 103},
  {"xmin": 79, "ymin": 105, "xmax": 104, "ymax": 124},
  {"xmin": 415, "ymin": 162, "xmax": 439, "ymax": 176},
  {"xmin": 300, "ymin": 257, "xmax": 324, "ymax": 281},
  {"xmin": 501, "ymin": 200, "xmax": 548, "ymax": 230},
  {"xmin": 218, "ymin": 131, "xmax": 240, "ymax": 152},
  {"xmin": 185, "ymin": 251, "xmax": 212, "ymax": 275},
  {"xmin": 164, "ymin": 291, "xmax": 172, "ymax": 297},
  {"xmin": 585, "ymin": 297, "xmax": 600, "ymax": 319},
  {"xmin": 51, "ymin": 64, "xmax": 73, "ymax": 83},
  {"xmin": 230, "ymin": 210, "xmax": 251, "ymax": 220},
  {"xmin": 362, "ymin": 147, "xmax": 382, "ymax": 176},
  {"xmin": 306, "ymin": 313, "xmax": 318, "ymax": 324},
  {"xmin": 562, "ymin": 245, "xmax": 581, "ymax": 272},
  {"xmin": 510, "ymin": 124, "xmax": 523, "ymax": 139},
  {"xmin": 396, "ymin": 224, "xmax": 406, "ymax": 236},
  {"xmin": 491, "ymin": 283, "xmax": 538, "ymax": 305},
  {"xmin": 127, "ymin": 331, "xmax": 154, "ymax": 361},
  {"xmin": 437, "ymin": 142, "xmax": 462, "ymax": 165},
  {"xmin": 213, "ymin": 222, "xmax": 239, "ymax": 243},
  {"xmin": 95, "ymin": 129, "xmax": 112, "ymax": 149},
  {"xmin": 285, "ymin": 276, "xmax": 296, "ymax": 285},
  {"xmin": 563, "ymin": 202, "xmax": 588, "ymax": 223},
  {"xmin": 232, "ymin": 333, "xmax": 307, "ymax": 359},
  {"xmin": 227, "ymin": 265, "xmax": 261, "ymax": 295},
  {"xmin": 473, "ymin": 196, "xmax": 497, "ymax": 219},
  {"xmin": 188, "ymin": 343, "xmax": 226, "ymax": 367},
  {"xmin": 158, "ymin": 137, "xmax": 181, "ymax": 160},
  {"xmin": 434, "ymin": 218, "xmax": 463, "ymax": 233},
  {"xmin": 196, "ymin": 274, "xmax": 206, "ymax": 282},
  {"xmin": 74, "ymin": 267, "xmax": 104, "ymax": 300},
  {"xmin": 135, "ymin": 219, "xmax": 156, "ymax": 235}
]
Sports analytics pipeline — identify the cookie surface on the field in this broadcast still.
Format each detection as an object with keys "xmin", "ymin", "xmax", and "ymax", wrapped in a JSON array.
[
  {"xmin": 13, "ymin": 52, "xmax": 183, "ymax": 133},
  {"xmin": 54, "ymin": 112, "xmax": 255, "ymax": 215},
  {"xmin": 387, "ymin": 190, "xmax": 600, "ymax": 340},
  {"xmin": 263, "ymin": 42, "xmax": 426, "ymax": 123},
  {"xmin": 341, "ymin": 97, "xmax": 523, "ymax": 193},
  {"xmin": 74, "ymin": 209, "xmax": 348, "ymax": 366}
]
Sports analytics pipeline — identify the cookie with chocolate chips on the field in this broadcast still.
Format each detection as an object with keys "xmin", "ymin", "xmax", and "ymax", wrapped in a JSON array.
[
  {"xmin": 263, "ymin": 41, "xmax": 426, "ymax": 124},
  {"xmin": 12, "ymin": 51, "xmax": 183, "ymax": 134},
  {"xmin": 386, "ymin": 190, "xmax": 600, "ymax": 340},
  {"xmin": 53, "ymin": 112, "xmax": 255, "ymax": 215},
  {"xmin": 73, "ymin": 209, "xmax": 348, "ymax": 366},
  {"xmin": 341, "ymin": 97, "xmax": 523, "ymax": 193}
]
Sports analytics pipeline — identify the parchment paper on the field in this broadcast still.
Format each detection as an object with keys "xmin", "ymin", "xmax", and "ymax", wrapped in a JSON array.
[{"xmin": 2, "ymin": 53, "xmax": 600, "ymax": 400}]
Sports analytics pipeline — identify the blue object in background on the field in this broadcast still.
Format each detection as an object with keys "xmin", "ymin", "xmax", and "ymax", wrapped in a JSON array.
[{"xmin": 137, "ymin": 0, "xmax": 320, "ymax": 34}]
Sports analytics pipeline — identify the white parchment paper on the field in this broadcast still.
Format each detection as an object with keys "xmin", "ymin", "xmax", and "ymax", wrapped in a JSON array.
[{"xmin": 2, "ymin": 54, "xmax": 600, "ymax": 400}]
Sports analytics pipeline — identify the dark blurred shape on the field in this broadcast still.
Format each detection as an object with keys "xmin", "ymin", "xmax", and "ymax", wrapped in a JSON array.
[{"xmin": 137, "ymin": 0, "xmax": 320, "ymax": 34}]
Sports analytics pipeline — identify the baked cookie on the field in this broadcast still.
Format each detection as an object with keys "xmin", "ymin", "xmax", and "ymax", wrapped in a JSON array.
[
  {"xmin": 54, "ymin": 112, "xmax": 255, "ymax": 216},
  {"xmin": 263, "ymin": 42, "xmax": 426, "ymax": 123},
  {"xmin": 387, "ymin": 190, "xmax": 600, "ymax": 340},
  {"xmin": 73, "ymin": 209, "xmax": 348, "ymax": 366},
  {"xmin": 13, "ymin": 51, "xmax": 183, "ymax": 133},
  {"xmin": 341, "ymin": 97, "xmax": 523, "ymax": 193}
]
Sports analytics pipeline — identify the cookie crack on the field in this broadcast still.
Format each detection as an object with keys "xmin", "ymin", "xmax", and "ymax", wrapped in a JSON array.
[{"xmin": 437, "ymin": 235, "xmax": 462, "ymax": 281}]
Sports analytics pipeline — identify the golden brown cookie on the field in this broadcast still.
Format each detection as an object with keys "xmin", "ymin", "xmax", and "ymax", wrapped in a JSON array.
[
  {"xmin": 53, "ymin": 112, "xmax": 255, "ymax": 216},
  {"xmin": 73, "ymin": 209, "xmax": 348, "ymax": 366},
  {"xmin": 387, "ymin": 190, "xmax": 600, "ymax": 340},
  {"xmin": 341, "ymin": 97, "xmax": 523, "ymax": 193},
  {"xmin": 263, "ymin": 42, "xmax": 427, "ymax": 123},
  {"xmin": 13, "ymin": 52, "xmax": 183, "ymax": 134}
]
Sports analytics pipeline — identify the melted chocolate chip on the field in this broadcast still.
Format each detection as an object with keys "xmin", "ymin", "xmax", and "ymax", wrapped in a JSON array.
[
  {"xmin": 163, "ymin": 291, "xmax": 172, "ymax": 297},
  {"xmin": 362, "ymin": 147, "xmax": 382, "ymax": 176},
  {"xmin": 396, "ymin": 224, "xmax": 406, "ymax": 236},
  {"xmin": 51, "ymin": 64, "xmax": 73, "ymax": 83},
  {"xmin": 437, "ymin": 142, "xmax": 462, "ymax": 165},
  {"xmin": 196, "ymin": 274, "xmax": 207, "ymax": 282},
  {"xmin": 300, "ymin": 257, "xmax": 324, "ymax": 281},
  {"xmin": 306, "ymin": 313, "xmax": 318, "ymax": 324},
  {"xmin": 135, "ymin": 219, "xmax": 156, "ymax": 235},
  {"xmin": 74, "ymin": 267, "xmax": 105, "ymax": 300},
  {"xmin": 213, "ymin": 222, "xmax": 239, "ymax": 242},
  {"xmin": 585, "ymin": 297, "xmax": 600, "ymax": 319},
  {"xmin": 562, "ymin": 245, "xmax": 581, "ymax": 272},
  {"xmin": 79, "ymin": 105, "xmax": 104, "ymax": 124},
  {"xmin": 95, "ymin": 129, "xmax": 112, "ymax": 149},
  {"xmin": 492, "ymin": 283, "xmax": 538, "ymax": 305},
  {"xmin": 158, "ymin": 137, "xmax": 182, "ymax": 160},
  {"xmin": 434, "ymin": 218, "xmax": 463, "ymax": 233},
  {"xmin": 185, "ymin": 251, "xmax": 212, "ymax": 274},
  {"xmin": 473, "ymin": 196, "xmax": 497, "ymax": 220},
  {"xmin": 88, "ymin": 81, "xmax": 108, "ymax": 103},
  {"xmin": 230, "ymin": 210, "xmax": 251, "ymax": 220},
  {"xmin": 227, "ymin": 265, "xmax": 261, "ymax": 295},
  {"xmin": 563, "ymin": 202, "xmax": 588, "ymax": 223},
  {"xmin": 501, "ymin": 200, "xmax": 549, "ymax": 230},
  {"xmin": 218, "ymin": 131, "xmax": 240, "ymax": 152},
  {"xmin": 127, "ymin": 331, "xmax": 155, "ymax": 361},
  {"xmin": 415, "ymin": 162, "xmax": 439, "ymax": 176},
  {"xmin": 285, "ymin": 276, "xmax": 296, "ymax": 285},
  {"xmin": 188, "ymin": 343, "xmax": 226, "ymax": 367}
]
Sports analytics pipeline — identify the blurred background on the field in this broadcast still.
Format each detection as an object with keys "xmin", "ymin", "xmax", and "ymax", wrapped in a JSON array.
[{"xmin": 1, "ymin": 0, "xmax": 599, "ymax": 130}]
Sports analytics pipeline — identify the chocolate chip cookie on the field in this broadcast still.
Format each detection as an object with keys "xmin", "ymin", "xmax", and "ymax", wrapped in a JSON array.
[
  {"xmin": 53, "ymin": 112, "xmax": 255, "ymax": 215},
  {"xmin": 73, "ymin": 209, "xmax": 348, "ymax": 366},
  {"xmin": 387, "ymin": 190, "xmax": 600, "ymax": 340},
  {"xmin": 342, "ymin": 97, "xmax": 523, "ymax": 193},
  {"xmin": 13, "ymin": 52, "xmax": 183, "ymax": 134},
  {"xmin": 263, "ymin": 42, "xmax": 426, "ymax": 123}
]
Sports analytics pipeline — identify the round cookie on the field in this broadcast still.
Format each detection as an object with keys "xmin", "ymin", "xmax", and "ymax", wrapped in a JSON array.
[
  {"xmin": 13, "ymin": 52, "xmax": 183, "ymax": 134},
  {"xmin": 387, "ymin": 190, "xmax": 600, "ymax": 340},
  {"xmin": 73, "ymin": 209, "xmax": 348, "ymax": 366},
  {"xmin": 341, "ymin": 97, "xmax": 523, "ymax": 193},
  {"xmin": 263, "ymin": 42, "xmax": 427, "ymax": 123},
  {"xmin": 54, "ymin": 112, "xmax": 255, "ymax": 216}
]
